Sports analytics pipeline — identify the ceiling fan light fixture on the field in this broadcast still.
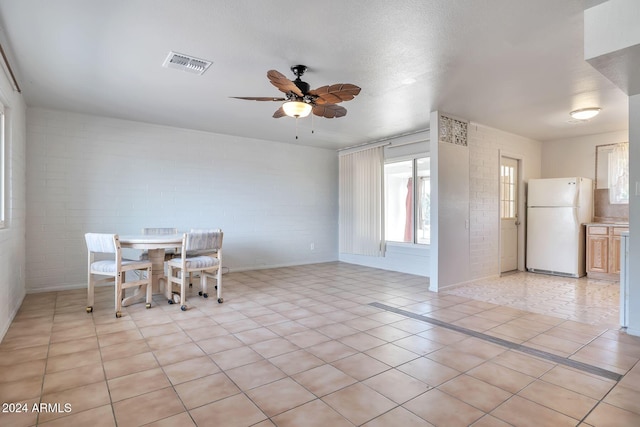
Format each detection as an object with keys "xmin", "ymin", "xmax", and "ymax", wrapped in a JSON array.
[
  {"xmin": 283, "ymin": 101, "xmax": 312, "ymax": 118},
  {"xmin": 570, "ymin": 107, "xmax": 601, "ymax": 120}
]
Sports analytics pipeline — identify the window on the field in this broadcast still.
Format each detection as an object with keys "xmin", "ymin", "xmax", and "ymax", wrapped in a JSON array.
[
  {"xmin": 384, "ymin": 157, "xmax": 430, "ymax": 244},
  {"xmin": 0, "ymin": 106, "xmax": 4, "ymax": 229},
  {"xmin": 609, "ymin": 142, "xmax": 629, "ymax": 204},
  {"xmin": 500, "ymin": 162, "xmax": 516, "ymax": 219}
]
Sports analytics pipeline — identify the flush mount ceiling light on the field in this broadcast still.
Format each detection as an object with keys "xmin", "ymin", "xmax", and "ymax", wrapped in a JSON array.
[
  {"xmin": 570, "ymin": 107, "xmax": 601, "ymax": 120},
  {"xmin": 282, "ymin": 100, "xmax": 312, "ymax": 118}
]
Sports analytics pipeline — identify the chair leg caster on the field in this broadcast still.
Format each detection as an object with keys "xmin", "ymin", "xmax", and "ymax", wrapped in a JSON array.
[
  {"xmin": 115, "ymin": 311, "xmax": 122, "ymax": 318},
  {"xmin": 217, "ymin": 298, "xmax": 223, "ymax": 303},
  {"xmin": 198, "ymin": 291, "xmax": 202, "ymax": 296},
  {"xmin": 203, "ymin": 293, "xmax": 208, "ymax": 298},
  {"xmin": 86, "ymin": 306, "xmax": 93, "ymax": 313},
  {"xmin": 180, "ymin": 305, "xmax": 187, "ymax": 311},
  {"xmin": 168, "ymin": 299, "xmax": 174, "ymax": 304},
  {"xmin": 145, "ymin": 303, "xmax": 151, "ymax": 309}
]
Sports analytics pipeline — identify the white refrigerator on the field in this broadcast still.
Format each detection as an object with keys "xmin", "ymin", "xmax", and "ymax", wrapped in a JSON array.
[{"xmin": 526, "ymin": 177, "xmax": 593, "ymax": 278}]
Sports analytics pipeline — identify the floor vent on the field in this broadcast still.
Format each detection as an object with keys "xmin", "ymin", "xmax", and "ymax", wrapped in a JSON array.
[{"xmin": 162, "ymin": 51, "xmax": 212, "ymax": 75}]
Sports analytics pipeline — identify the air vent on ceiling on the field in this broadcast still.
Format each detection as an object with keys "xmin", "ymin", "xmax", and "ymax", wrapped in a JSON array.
[{"xmin": 162, "ymin": 51, "xmax": 212, "ymax": 75}]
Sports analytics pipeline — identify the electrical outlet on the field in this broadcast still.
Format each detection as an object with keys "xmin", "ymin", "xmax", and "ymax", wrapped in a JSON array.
[{"xmin": 310, "ymin": 243, "xmax": 315, "ymax": 251}]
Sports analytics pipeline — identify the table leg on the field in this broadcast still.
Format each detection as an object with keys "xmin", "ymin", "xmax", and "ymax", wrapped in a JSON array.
[
  {"xmin": 147, "ymin": 249, "xmax": 166, "ymax": 293},
  {"xmin": 122, "ymin": 249, "xmax": 167, "ymax": 306}
]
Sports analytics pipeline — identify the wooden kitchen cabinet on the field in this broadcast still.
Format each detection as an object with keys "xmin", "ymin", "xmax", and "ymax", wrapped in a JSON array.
[
  {"xmin": 586, "ymin": 224, "xmax": 628, "ymax": 280},
  {"xmin": 611, "ymin": 228, "xmax": 625, "ymax": 275}
]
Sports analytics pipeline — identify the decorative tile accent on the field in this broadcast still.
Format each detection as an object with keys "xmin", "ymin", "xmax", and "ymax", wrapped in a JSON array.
[{"xmin": 439, "ymin": 114, "xmax": 468, "ymax": 146}]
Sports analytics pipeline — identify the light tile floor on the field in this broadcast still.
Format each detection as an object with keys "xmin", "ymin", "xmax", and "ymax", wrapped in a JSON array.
[
  {"xmin": 444, "ymin": 271, "xmax": 621, "ymax": 329},
  {"xmin": 1, "ymin": 263, "xmax": 639, "ymax": 426}
]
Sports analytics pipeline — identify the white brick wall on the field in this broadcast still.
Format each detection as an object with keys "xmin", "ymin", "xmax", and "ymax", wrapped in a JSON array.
[
  {"xmin": 26, "ymin": 108, "xmax": 339, "ymax": 292},
  {"xmin": 467, "ymin": 123, "xmax": 541, "ymax": 279}
]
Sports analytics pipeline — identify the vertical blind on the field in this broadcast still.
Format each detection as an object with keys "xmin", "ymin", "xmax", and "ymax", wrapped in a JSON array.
[{"xmin": 339, "ymin": 145, "xmax": 384, "ymax": 256}]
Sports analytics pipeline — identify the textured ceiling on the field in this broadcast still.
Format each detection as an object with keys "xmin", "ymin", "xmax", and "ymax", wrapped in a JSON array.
[{"xmin": 0, "ymin": 0, "xmax": 629, "ymax": 149}]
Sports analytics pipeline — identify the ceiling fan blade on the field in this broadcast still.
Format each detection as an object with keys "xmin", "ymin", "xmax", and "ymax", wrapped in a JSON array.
[
  {"xmin": 230, "ymin": 96, "xmax": 285, "ymax": 101},
  {"xmin": 273, "ymin": 106, "xmax": 286, "ymax": 118},
  {"xmin": 310, "ymin": 84, "xmax": 361, "ymax": 104},
  {"xmin": 267, "ymin": 70, "xmax": 303, "ymax": 97},
  {"xmin": 312, "ymin": 104, "xmax": 347, "ymax": 119}
]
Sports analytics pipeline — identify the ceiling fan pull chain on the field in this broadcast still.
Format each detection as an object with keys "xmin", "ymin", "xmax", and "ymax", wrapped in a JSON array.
[
  {"xmin": 311, "ymin": 113, "xmax": 315, "ymax": 134},
  {"xmin": 295, "ymin": 117, "xmax": 299, "ymax": 139}
]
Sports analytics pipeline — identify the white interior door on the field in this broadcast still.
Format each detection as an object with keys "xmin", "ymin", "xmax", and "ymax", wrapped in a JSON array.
[{"xmin": 500, "ymin": 157, "xmax": 519, "ymax": 273}]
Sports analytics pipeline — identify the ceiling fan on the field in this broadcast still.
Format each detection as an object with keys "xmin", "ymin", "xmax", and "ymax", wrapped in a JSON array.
[{"xmin": 231, "ymin": 65, "xmax": 361, "ymax": 119}]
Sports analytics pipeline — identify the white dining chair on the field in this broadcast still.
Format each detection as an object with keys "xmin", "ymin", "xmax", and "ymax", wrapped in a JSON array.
[
  {"xmin": 166, "ymin": 229, "xmax": 224, "ymax": 311},
  {"xmin": 85, "ymin": 233, "xmax": 153, "ymax": 318}
]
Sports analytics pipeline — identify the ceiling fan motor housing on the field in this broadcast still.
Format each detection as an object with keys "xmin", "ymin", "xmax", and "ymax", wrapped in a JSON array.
[
  {"xmin": 294, "ymin": 80, "xmax": 310, "ymax": 95},
  {"xmin": 290, "ymin": 65, "xmax": 310, "ymax": 95},
  {"xmin": 291, "ymin": 65, "xmax": 311, "ymax": 95}
]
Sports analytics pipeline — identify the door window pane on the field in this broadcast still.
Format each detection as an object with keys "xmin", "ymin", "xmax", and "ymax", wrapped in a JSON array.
[{"xmin": 500, "ymin": 164, "xmax": 516, "ymax": 219}]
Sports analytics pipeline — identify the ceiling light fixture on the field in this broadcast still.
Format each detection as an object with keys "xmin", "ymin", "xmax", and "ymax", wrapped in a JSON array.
[
  {"xmin": 570, "ymin": 107, "xmax": 601, "ymax": 120},
  {"xmin": 282, "ymin": 101, "xmax": 312, "ymax": 118}
]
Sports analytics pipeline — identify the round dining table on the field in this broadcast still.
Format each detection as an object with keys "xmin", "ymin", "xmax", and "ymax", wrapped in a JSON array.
[{"xmin": 119, "ymin": 233, "xmax": 183, "ymax": 305}]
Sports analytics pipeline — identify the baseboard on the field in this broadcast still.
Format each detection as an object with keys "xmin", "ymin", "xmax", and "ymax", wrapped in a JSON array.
[
  {"xmin": 0, "ymin": 291, "xmax": 26, "ymax": 343},
  {"xmin": 25, "ymin": 260, "xmax": 340, "ymax": 294},
  {"xmin": 437, "ymin": 273, "xmax": 501, "ymax": 291},
  {"xmin": 27, "ymin": 282, "xmax": 106, "ymax": 293},
  {"xmin": 223, "ymin": 259, "xmax": 339, "ymax": 274},
  {"xmin": 625, "ymin": 327, "xmax": 640, "ymax": 337}
]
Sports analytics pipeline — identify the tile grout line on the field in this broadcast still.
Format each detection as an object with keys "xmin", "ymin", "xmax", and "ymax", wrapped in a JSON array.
[{"xmin": 369, "ymin": 302, "xmax": 623, "ymax": 382}]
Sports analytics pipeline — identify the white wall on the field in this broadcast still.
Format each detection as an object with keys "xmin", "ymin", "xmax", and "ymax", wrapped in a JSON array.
[
  {"xmin": 340, "ymin": 243, "xmax": 429, "ymax": 277},
  {"xmin": 626, "ymin": 94, "xmax": 640, "ymax": 335},
  {"xmin": 0, "ymin": 56, "xmax": 27, "ymax": 339},
  {"xmin": 437, "ymin": 133, "xmax": 470, "ymax": 287},
  {"xmin": 26, "ymin": 108, "xmax": 339, "ymax": 292},
  {"xmin": 541, "ymin": 130, "xmax": 629, "ymax": 179},
  {"xmin": 430, "ymin": 114, "xmax": 542, "ymax": 291}
]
